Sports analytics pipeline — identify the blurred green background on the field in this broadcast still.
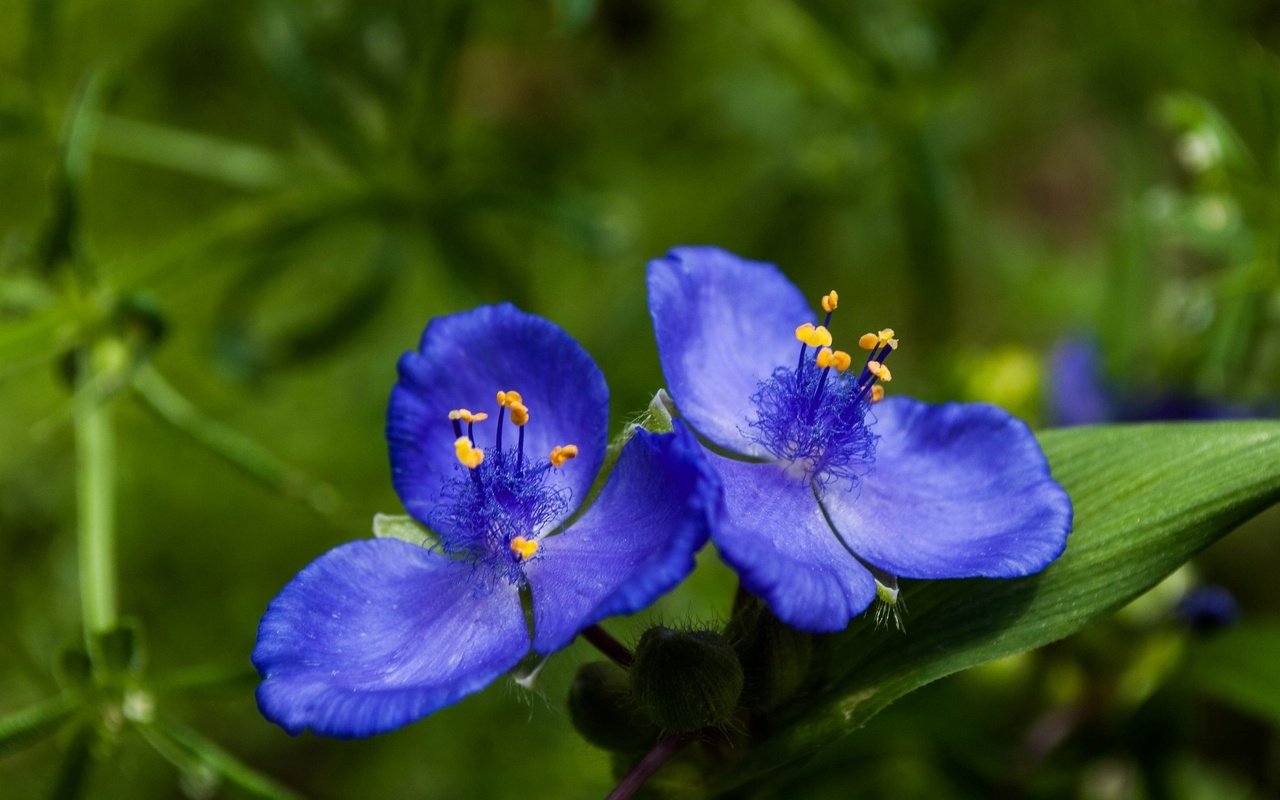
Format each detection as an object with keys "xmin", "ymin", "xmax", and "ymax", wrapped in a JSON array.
[{"xmin": 2, "ymin": 0, "xmax": 1279, "ymax": 797}]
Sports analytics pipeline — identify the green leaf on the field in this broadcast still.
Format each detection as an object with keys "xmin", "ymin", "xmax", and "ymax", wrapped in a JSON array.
[
  {"xmin": 143, "ymin": 717, "xmax": 303, "ymax": 800},
  {"xmin": 1186, "ymin": 623, "xmax": 1280, "ymax": 727},
  {"xmin": 0, "ymin": 695, "xmax": 78, "ymax": 757},
  {"xmin": 372, "ymin": 513, "xmax": 440, "ymax": 549},
  {"xmin": 711, "ymin": 421, "xmax": 1280, "ymax": 794}
]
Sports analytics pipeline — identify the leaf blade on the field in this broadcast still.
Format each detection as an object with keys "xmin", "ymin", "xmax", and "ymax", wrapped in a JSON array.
[{"xmin": 711, "ymin": 421, "xmax": 1280, "ymax": 793}]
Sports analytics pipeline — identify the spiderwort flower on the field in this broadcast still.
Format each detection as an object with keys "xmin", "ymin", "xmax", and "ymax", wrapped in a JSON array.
[
  {"xmin": 1048, "ymin": 337, "xmax": 1264, "ymax": 426},
  {"xmin": 253, "ymin": 304, "xmax": 715, "ymax": 737},
  {"xmin": 648, "ymin": 247, "xmax": 1073, "ymax": 633}
]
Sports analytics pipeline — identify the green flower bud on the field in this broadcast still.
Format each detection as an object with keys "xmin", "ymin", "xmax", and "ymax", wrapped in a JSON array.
[
  {"xmin": 631, "ymin": 627, "xmax": 743, "ymax": 731},
  {"xmin": 726, "ymin": 598, "xmax": 813, "ymax": 712},
  {"xmin": 568, "ymin": 661, "xmax": 660, "ymax": 753}
]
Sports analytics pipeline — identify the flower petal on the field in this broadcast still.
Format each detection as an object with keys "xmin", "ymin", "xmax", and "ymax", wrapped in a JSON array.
[
  {"xmin": 705, "ymin": 453, "xmax": 876, "ymax": 633},
  {"xmin": 387, "ymin": 303, "xmax": 609, "ymax": 533},
  {"xmin": 525, "ymin": 423, "xmax": 716, "ymax": 654},
  {"xmin": 821, "ymin": 398, "xmax": 1072, "ymax": 580},
  {"xmin": 253, "ymin": 539, "xmax": 528, "ymax": 737},
  {"xmin": 648, "ymin": 246, "xmax": 814, "ymax": 456}
]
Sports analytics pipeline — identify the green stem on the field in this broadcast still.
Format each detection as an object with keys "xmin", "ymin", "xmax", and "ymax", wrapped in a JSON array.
[{"xmin": 75, "ymin": 348, "xmax": 117, "ymax": 642}]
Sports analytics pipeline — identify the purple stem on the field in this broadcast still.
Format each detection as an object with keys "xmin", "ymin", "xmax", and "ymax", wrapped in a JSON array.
[
  {"xmin": 580, "ymin": 624, "xmax": 634, "ymax": 669},
  {"xmin": 605, "ymin": 733, "xmax": 695, "ymax": 800}
]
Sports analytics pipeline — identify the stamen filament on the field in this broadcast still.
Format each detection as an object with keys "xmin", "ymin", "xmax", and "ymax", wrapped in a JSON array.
[
  {"xmin": 495, "ymin": 406, "xmax": 505, "ymax": 455},
  {"xmin": 517, "ymin": 425, "xmax": 526, "ymax": 473},
  {"xmin": 811, "ymin": 365, "xmax": 832, "ymax": 409}
]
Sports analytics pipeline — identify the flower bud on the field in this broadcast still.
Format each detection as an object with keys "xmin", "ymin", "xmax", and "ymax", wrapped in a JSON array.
[
  {"xmin": 725, "ymin": 598, "xmax": 813, "ymax": 712},
  {"xmin": 631, "ymin": 627, "xmax": 743, "ymax": 731},
  {"xmin": 568, "ymin": 661, "xmax": 660, "ymax": 753}
]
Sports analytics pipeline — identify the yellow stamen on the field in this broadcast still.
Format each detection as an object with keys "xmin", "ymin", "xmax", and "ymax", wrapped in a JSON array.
[
  {"xmin": 815, "ymin": 347, "xmax": 835, "ymax": 368},
  {"xmin": 831, "ymin": 350, "xmax": 852, "ymax": 372},
  {"xmin": 496, "ymin": 390, "xmax": 525, "ymax": 408},
  {"xmin": 510, "ymin": 402, "xmax": 530, "ymax": 427},
  {"xmin": 795, "ymin": 323, "xmax": 833, "ymax": 348},
  {"xmin": 878, "ymin": 328, "xmax": 899, "ymax": 349},
  {"xmin": 867, "ymin": 361, "xmax": 892, "ymax": 382},
  {"xmin": 450, "ymin": 409, "xmax": 488, "ymax": 424},
  {"xmin": 454, "ymin": 436, "xmax": 484, "ymax": 469},
  {"xmin": 858, "ymin": 332, "xmax": 879, "ymax": 350},
  {"xmin": 549, "ymin": 444, "xmax": 579, "ymax": 468},
  {"xmin": 821, "ymin": 290, "xmax": 839, "ymax": 313},
  {"xmin": 510, "ymin": 536, "xmax": 538, "ymax": 560},
  {"xmin": 871, "ymin": 385, "xmax": 885, "ymax": 403}
]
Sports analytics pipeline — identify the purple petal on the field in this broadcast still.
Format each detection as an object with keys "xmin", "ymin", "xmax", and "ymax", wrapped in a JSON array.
[
  {"xmin": 821, "ymin": 398, "xmax": 1072, "ymax": 580},
  {"xmin": 387, "ymin": 304, "xmax": 609, "ymax": 533},
  {"xmin": 526, "ymin": 423, "xmax": 716, "ymax": 654},
  {"xmin": 705, "ymin": 453, "xmax": 876, "ymax": 633},
  {"xmin": 1047, "ymin": 337, "xmax": 1113, "ymax": 426},
  {"xmin": 648, "ymin": 246, "xmax": 815, "ymax": 457},
  {"xmin": 253, "ymin": 539, "xmax": 528, "ymax": 737}
]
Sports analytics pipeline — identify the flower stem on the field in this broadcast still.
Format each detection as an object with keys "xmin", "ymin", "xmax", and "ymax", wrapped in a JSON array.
[
  {"xmin": 75, "ymin": 349, "xmax": 118, "ymax": 644},
  {"xmin": 580, "ymin": 624, "xmax": 634, "ymax": 669},
  {"xmin": 605, "ymin": 733, "xmax": 694, "ymax": 800}
]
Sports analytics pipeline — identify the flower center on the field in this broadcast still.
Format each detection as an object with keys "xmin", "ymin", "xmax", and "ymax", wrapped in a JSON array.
[
  {"xmin": 430, "ymin": 390, "xmax": 579, "ymax": 584},
  {"xmin": 746, "ymin": 289, "xmax": 899, "ymax": 486}
]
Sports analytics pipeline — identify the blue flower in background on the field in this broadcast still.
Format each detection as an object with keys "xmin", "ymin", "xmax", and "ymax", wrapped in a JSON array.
[
  {"xmin": 253, "ymin": 304, "xmax": 715, "ymax": 737},
  {"xmin": 648, "ymin": 247, "xmax": 1073, "ymax": 633},
  {"xmin": 1175, "ymin": 584, "xmax": 1240, "ymax": 633},
  {"xmin": 1048, "ymin": 337, "xmax": 1263, "ymax": 426}
]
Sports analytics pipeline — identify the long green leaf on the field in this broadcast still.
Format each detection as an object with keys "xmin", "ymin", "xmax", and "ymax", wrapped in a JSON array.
[
  {"xmin": 711, "ymin": 421, "xmax": 1280, "ymax": 793},
  {"xmin": 0, "ymin": 695, "xmax": 77, "ymax": 757},
  {"xmin": 147, "ymin": 718, "xmax": 303, "ymax": 800}
]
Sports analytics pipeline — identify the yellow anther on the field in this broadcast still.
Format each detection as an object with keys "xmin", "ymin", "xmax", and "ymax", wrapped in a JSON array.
[
  {"xmin": 858, "ymin": 333, "xmax": 880, "ymax": 350},
  {"xmin": 510, "ymin": 403, "xmax": 530, "ymax": 427},
  {"xmin": 877, "ymin": 328, "xmax": 899, "ymax": 349},
  {"xmin": 448, "ymin": 409, "xmax": 464, "ymax": 421},
  {"xmin": 510, "ymin": 536, "xmax": 538, "ymax": 560},
  {"xmin": 795, "ymin": 323, "xmax": 833, "ymax": 348},
  {"xmin": 468, "ymin": 412, "xmax": 489, "ymax": 422},
  {"xmin": 821, "ymin": 290, "xmax": 839, "ymax": 313},
  {"xmin": 496, "ymin": 390, "xmax": 524, "ymax": 409},
  {"xmin": 871, "ymin": 385, "xmax": 885, "ymax": 403},
  {"xmin": 867, "ymin": 361, "xmax": 892, "ymax": 382},
  {"xmin": 451, "ymin": 409, "xmax": 488, "ymax": 424},
  {"xmin": 454, "ymin": 436, "xmax": 484, "ymax": 469},
  {"xmin": 815, "ymin": 347, "xmax": 835, "ymax": 368},
  {"xmin": 549, "ymin": 444, "xmax": 579, "ymax": 468},
  {"xmin": 831, "ymin": 350, "xmax": 852, "ymax": 372}
]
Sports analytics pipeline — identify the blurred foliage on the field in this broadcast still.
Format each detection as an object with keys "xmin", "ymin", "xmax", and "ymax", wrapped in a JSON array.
[{"xmin": 1, "ymin": 0, "xmax": 1279, "ymax": 797}]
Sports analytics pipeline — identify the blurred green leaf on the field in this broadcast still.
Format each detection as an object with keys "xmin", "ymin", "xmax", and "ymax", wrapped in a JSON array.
[
  {"xmin": 0, "ymin": 695, "xmax": 77, "ymax": 757},
  {"xmin": 131, "ymin": 364, "xmax": 338, "ymax": 514},
  {"xmin": 1186, "ymin": 623, "xmax": 1280, "ymax": 727},
  {"xmin": 94, "ymin": 116, "xmax": 305, "ymax": 190},
  {"xmin": 143, "ymin": 718, "xmax": 302, "ymax": 800},
  {"xmin": 711, "ymin": 421, "xmax": 1280, "ymax": 793}
]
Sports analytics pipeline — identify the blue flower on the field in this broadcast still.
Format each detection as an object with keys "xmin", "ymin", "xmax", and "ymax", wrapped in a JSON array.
[
  {"xmin": 1174, "ymin": 584, "xmax": 1240, "ymax": 633},
  {"xmin": 1048, "ymin": 337, "xmax": 1263, "ymax": 426},
  {"xmin": 648, "ymin": 247, "xmax": 1073, "ymax": 633},
  {"xmin": 253, "ymin": 304, "xmax": 715, "ymax": 737}
]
